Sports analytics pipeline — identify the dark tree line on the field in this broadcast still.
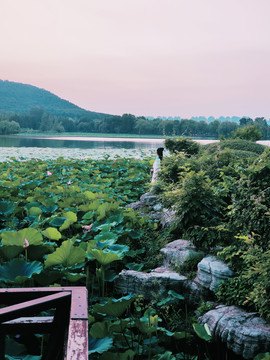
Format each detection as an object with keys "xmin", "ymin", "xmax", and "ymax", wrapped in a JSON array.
[{"xmin": 0, "ymin": 107, "xmax": 269, "ymax": 139}]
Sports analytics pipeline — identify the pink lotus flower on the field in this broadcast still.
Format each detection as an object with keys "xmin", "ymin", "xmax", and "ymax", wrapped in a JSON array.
[
  {"xmin": 23, "ymin": 238, "xmax": 29, "ymax": 248},
  {"xmin": 67, "ymin": 180, "xmax": 73, "ymax": 185},
  {"xmin": 82, "ymin": 224, "xmax": 93, "ymax": 233},
  {"xmin": 47, "ymin": 171, "xmax": 52, "ymax": 176}
]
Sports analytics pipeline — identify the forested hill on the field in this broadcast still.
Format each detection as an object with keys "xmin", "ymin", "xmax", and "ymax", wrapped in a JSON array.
[{"xmin": 0, "ymin": 80, "xmax": 110, "ymax": 119}]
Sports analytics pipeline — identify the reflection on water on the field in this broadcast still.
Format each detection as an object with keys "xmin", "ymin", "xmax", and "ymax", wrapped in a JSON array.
[{"xmin": 0, "ymin": 136, "xmax": 163, "ymax": 149}]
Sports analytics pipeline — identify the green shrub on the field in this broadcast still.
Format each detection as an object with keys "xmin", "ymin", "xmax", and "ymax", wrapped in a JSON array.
[
  {"xmin": 217, "ymin": 236, "xmax": 270, "ymax": 320},
  {"xmin": 168, "ymin": 171, "xmax": 225, "ymax": 249},
  {"xmin": 232, "ymin": 125, "xmax": 262, "ymax": 141},
  {"xmin": 165, "ymin": 137, "xmax": 200, "ymax": 156},
  {"xmin": 159, "ymin": 152, "xmax": 188, "ymax": 184},
  {"xmin": 197, "ymin": 301, "xmax": 215, "ymax": 316},
  {"xmin": 204, "ymin": 139, "xmax": 265, "ymax": 155},
  {"xmin": 215, "ymin": 276, "xmax": 255, "ymax": 310}
]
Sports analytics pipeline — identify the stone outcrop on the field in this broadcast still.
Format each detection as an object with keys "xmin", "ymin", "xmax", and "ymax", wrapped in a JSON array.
[
  {"xmin": 127, "ymin": 192, "xmax": 176, "ymax": 227},
  {"xmin": 160, "ymin": 239, "xmax": 197, "ymax": 268},
  {"xmin": 199, "ymin": 305, "xmax": 270, "ymax": 359},
  {"xmin": 114, "ymin": 268, "xmax": 209, "ymax": 306},
  {"xmin": 114, "ymin": 269, "xmax": 187, "ymax": 300},
  {"xmin": 194, "ymin": 256, "xmax": 234, "ymax": 292},
  {"xmin": 115, "ymin": 241, "xmax": 234, "ymax": 306}
]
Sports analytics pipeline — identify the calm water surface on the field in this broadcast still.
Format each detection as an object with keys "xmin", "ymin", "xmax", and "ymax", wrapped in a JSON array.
[{"xmin": 0, "ymin": 135, "xmax": 164, "ymax": 149}]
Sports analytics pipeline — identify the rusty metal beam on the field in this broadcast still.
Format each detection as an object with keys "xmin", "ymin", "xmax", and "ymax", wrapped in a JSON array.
[
  {"xmin": 0, "ymin": 292, "xmax": 71, "ymax": 324},
  {"xmin": 0, "ymin": 287, "xmax": 88, "ymax": 360}
]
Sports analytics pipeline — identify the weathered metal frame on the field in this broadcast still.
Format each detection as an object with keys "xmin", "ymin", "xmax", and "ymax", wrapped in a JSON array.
[{"xmin": 0, "ymin": 287, "xmax": 88, "ymax": 360}]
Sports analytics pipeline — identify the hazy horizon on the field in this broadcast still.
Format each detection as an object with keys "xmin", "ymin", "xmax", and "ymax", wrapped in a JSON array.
[{"xmin": 1, "ymin": 0, "xmax": 270, "ymax": 119}]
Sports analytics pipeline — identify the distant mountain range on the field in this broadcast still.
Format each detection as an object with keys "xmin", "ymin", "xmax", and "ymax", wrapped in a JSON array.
[{"xmin": 0, "ymin": 80, "xmax": 111, "ymax": 119}]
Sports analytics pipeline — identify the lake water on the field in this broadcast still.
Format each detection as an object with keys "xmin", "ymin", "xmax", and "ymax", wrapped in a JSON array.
[
  {"xmin": 0, "ymin": 135, "xmax": 165, "ymax": 161},
  {"xmin": 0, "ymin": 135, "xmax": 268, "ymax": 161}
]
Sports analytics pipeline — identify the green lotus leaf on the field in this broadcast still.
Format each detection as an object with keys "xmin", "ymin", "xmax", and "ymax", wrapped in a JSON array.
[
  {"xmin": 88, "ymin": 336, "xmax": 113, "ymax": 355},
  {"xmin": 84, "ymin": 191, "xmax": 99, "ymax": 200},
  {"xmin": 97, "ymin": 203, "xmax": 111, "ymax": 221},
  {"xmin": 42, "ymin": 204, "xmax": 58, "ymax": 213},
  {"xmin": 1, "ymin": 228, "xmax": 43, "ymax": 247},
  {"xmin": 0, "ymin": 258, "xmax": 43, "ymax": 284},
  {"xmin": 94, "ymin": 231, "xmax": 118, "ymax": 242},
  {"xmin": 108, "ymin": 244, "xmax": 129, "ymax": 254},
  {"xmin": 90, "ymin": 321, "xmax": 110, "ymax": 338},
  {"xmin": 125, "ymin": 263, "xmax": 144, "ymax": 271},
  {"xmin": 88, "ymin": 200, "xmax": 100, "ymax": 211},
  {"xmin": 105, "ymin": 213, "xmax": 124, "ymax": 226},
  {"xmin": 82, "ymin": 211, "xmax": 94, "ymax": 220},
  {"xmin": 192, "ymin": 323, "xmax": 211, "ymax": 341},
  {"xmin": 135, "ymin": 316, "xmax": 159, "ymax": 334},
  {"xmin": 107, "ymin": 318, "xmax": 131, "ymax": 333},
  {"xmin": 42, "ymin": 227, "xmax": 62, "ymax": 240},
  {"xmin": 59, "ymin": 211, "xmax": 77, "ymax": 231},
  {"xmin": 93, "ymin": 295, "xmax": 136, "ymax": 318},
  {"xmin": 49, "ymin": 217, "xmax": 66, "ymax": 227},
  {"xmin": 159, "ymin": 327, "xmax": 190, "ymax": 339},
  {"xmin": 29, "ymin": 207, "xmax": 43, "ymax": 216},
  {"xmin": 96, "ymin": 239, "xmax": 116, "ymax": 249},
  {"xmin": 34, "ymin": 269, "xmax": 62, "ymax": 286},
  {"xmin": 65, "ymin": 272, "xmax": 85, "ymax": 282},
  {"xmin": 63, "ymin": 211, "xmax": 77, "ymax": 223},
  {"xmin": 45, "ymin": 240, "xmax": 86, "ymax": 268},
  {"xmin": 87, "ymin": 249, "xmax": 121, "ymax": 266},
  {"xmin": 27, "ymin": 244, "xmax": 55, "ymax": 261},
  {"xmin": 167, "ymin": 290, "xmax": 184, "ymax": 300},
  {"xmin": 0, "ymin": 245, "xmax": 23, "ymax": 259},
  {"xmin": 100, "ymin": 349, "xmax": 135, "ymax": 360},
  {"xmin": 0, "ymin": 200, "xmax": 14, "ymax": 215},
  {"xmin": 24, "ymin": 202, "xmax": 41, "ymax": 210}
]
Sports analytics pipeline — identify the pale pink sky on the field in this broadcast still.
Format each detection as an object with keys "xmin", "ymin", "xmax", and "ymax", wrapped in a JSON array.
[{"xmin": 1, "ymin": 0, "xmax": 270, "ymax": 118}]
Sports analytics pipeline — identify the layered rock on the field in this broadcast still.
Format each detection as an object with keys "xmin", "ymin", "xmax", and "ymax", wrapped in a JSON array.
[
  {"xmin": 194, "ymin": 256, "xmax": 234, "ymax": 292},
  {"xmin": 199, "ymin": 305, "xmax": 270, "ymax": 359},
  {"xmin": 114, "ymin": 269, "xmax": 187, "ymax": 300},
  {"xmin": 114, "ymin": 268, "xmax": 209, "ymax": 306},
  {"xmin": 160, "ymin": 239, "xmax": 198, "ymax": 268}
]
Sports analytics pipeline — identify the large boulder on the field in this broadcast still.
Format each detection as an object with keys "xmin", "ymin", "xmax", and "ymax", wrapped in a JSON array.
[
  {"xmin": 114, "ymin": 269, "xmax": 209, "ymax": 306},
  {"xmin": 114, "ymin": 269, "xmax": 186, "ymax": 300},
  {"xmin": 199, "ymin": 305, "xmax": 270, "ymax": 359},
  {"xmin": 194, "ymin": 256, "xmax": 234, "ymax": 292},
  {"xmin": 160, "ymin": 239, "xmax": 198, "ymax": 268}
]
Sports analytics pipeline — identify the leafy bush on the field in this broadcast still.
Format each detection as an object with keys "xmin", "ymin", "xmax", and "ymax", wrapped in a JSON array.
[
  {"xmin": 204, "ymin": 139, "xmax": 265, "ymax": 155},
  {"xmin": 215, "ymin": 276, "xmax": 255, "ymax": 310},
  {"xmin": 165, "ymin": 137, "xmax": 200, "ymax": 156},
  {"xmin": 217, "ymin": 236, "xmax": 270, "ymax": 320},
  {"xmin": 166, "ymin": 171, "xmax": 225, "ymax": 249},
  {"xmin": 232, "ymin": 125, "xmax": 262, "ymax": 141}
]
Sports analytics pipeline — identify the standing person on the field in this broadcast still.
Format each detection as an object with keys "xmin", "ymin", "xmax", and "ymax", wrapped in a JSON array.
[{"xmin": 151, "ymin": 147, "xmax": 164, "ymax": 183}]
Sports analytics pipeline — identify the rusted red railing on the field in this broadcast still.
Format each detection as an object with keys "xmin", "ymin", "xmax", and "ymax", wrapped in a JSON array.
[{"xmin": 0, "ymin": 287, "xmax": 88, "ymax": 360}]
